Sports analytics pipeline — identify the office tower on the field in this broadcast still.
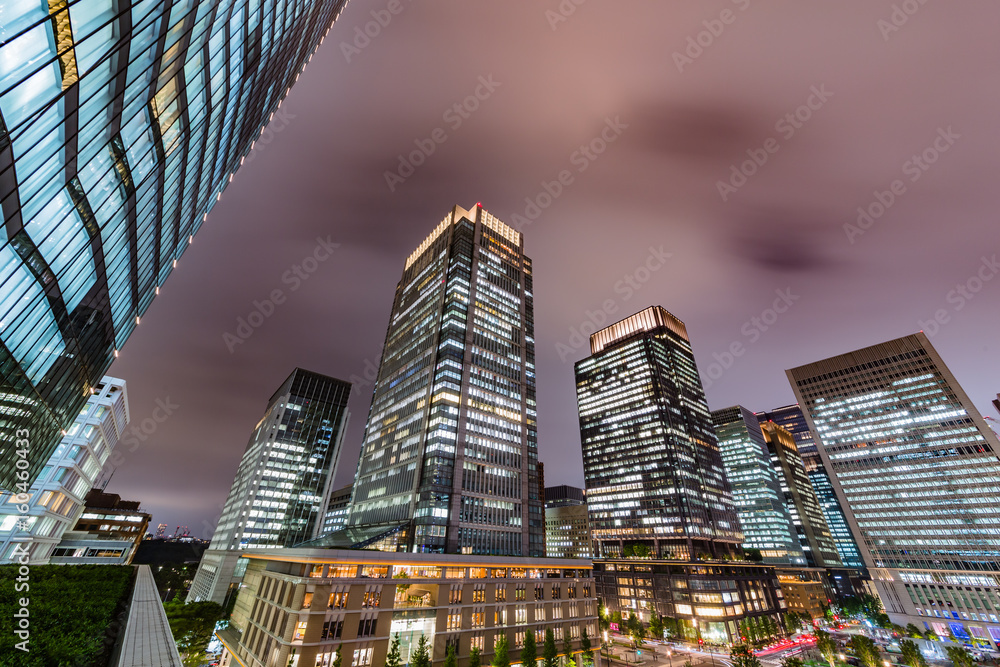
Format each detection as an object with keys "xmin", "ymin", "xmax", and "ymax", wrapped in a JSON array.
[
  {"xmin": 189, "ymin": 368, "xmax": 350, "ymax": 604},
  {"xmin": 757, "ymin": 406, "xmax": 865, "ymax": 569},
  {"xmin": 759, "ymin": 422, "xmax": 842, "ymax": 569},
  {"xmin": 0, "ymin": 0, "xmax": 348, "ymax": 493},
  {"xmin": 576, "ymin": 306, "xmax": 742, "ymax": 560},
  {"xmin": 345, "ymin": 204, "xmax": 544, "ymax": 557},
  {"xmin": 711, "ymin": 406, "xmax": 805, "ymax": 566},
  {"xmin": 545, "ymin": 485, "xmax": 591, "ymax": 559},
  {"xmin": 50, "ymin": 489, "xmax": 150, "ymax": 564},
  {"xmin": 321, "ymin": 484, "xmax": 353, "ymax": 534},
  {"xmin": 576, "ymin": 307, "xmax": 786, "ymax": 642},
  {"xmin": 0, "ymin": 377, "xmax": 127, "ymax": 563},
  {"xmin": 789, "ymin": 333, "xmax": 1000, "ymax": 641},
  {"xmin": 217, "ymin": 550, "xmax": 599, "ymax": 667},
  {"xmin": 994, "ymin": 394, "xmax": 1000, "ymax": 417}
]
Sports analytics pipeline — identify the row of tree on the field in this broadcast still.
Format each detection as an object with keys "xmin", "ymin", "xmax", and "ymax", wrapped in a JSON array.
[{"xmin": 326, "ymin": 629, "xmax": 596, "ymax": 667}]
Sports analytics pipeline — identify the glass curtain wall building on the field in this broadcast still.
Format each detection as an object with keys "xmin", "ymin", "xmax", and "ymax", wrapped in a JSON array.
[
  {"xmin": 759, "ymin": 421, "xmax": 842, "ymax": 569},
  {"xmin": 189, "ymin": 368, "xmax": 350, "ymax": 604},
  {"xmin": 788, "ymin": 333, "xmax": 1000, "ymax": 642},
  {"xmin": 575, "ymin": 306, "xmax": 742, "ymax": 560},
  {"xmin": 711, "ymin": 406, "xmax": 805, "ymax": 566},
  {"xmin": 345, "ymin": 204, "xmax": 544, "ymax": 557},
  {"xmin": 757, "ymin": 405, "xmax": 865, "ymax": 569},
  {"xmin": 0, "ymin": 0, "xmax": 347, "ymax": 492}
]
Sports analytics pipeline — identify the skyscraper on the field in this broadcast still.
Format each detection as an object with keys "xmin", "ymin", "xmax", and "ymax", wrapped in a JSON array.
[
  {"xmin": 545, "ymin": 485, "xmax": 591, "ymax": 559},
  {"xmin": 757, "ymin": 405, "xmax": 865, "ymax": 569},
  {"xmin": 0, "ymin": 377, "xmax": 127, "ymax": 563},
  {"xmin": 711, "ymin": 406, "xmax": 805, "ymax": 566},
  {"xmin": 759, "ymin": 422, "xmax": 842, "ymax": 569},
  {"xmin": 189, "ymin": 368, "xmax": 350, "ymax": 604},
  {"xmin": 0, "ymin": 0, "xmax": 348, "ymax": 492},
  {"xmin": 343, "ymin": 204, "xmax": 543, "ymax": 557},
  {"xmin": 576, "ymin": 306, "xmax": 742, "ymax": 560},
  {"xmin": 789, "ymin": 333, "xmax": 1000, "ymax": 641},
  {"xmin": 575, "ymin": 307, "xmax": 786, "ymax": 642}
]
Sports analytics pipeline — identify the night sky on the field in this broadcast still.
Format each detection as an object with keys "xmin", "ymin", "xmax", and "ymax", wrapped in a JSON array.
[{"xmin": 108, "ymin": 1, "xmax": 1000, "ymax": 538}]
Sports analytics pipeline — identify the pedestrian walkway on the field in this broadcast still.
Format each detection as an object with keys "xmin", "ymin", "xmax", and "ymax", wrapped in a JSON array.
[{"xmin": 117, "ymin": 564, "xmax": 184, "ymax": 667}]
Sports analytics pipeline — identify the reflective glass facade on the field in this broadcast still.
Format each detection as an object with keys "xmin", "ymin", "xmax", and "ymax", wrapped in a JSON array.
[
  {"xmin": 575, "ymin": 306, "xmax": 742, "ymax": 560},
  {"xmin": 788, "ymin": 333, "xmax": 1000, "ymax": 638},
  {"xmin": 347, "ymin": 205, "xmax": 543, "ymax": 557},
  {"xmin": 190, "ymin": 368, "xmax": 350, "ymax": 603},
  {"xmin": 759, "ymin": 421, "xmax": 842, "ymax": 569},
  {"xmin": 209, "ymin": 368, "xmax": 350, "ymax": 551},
  {"xmin": 0, "ymin": 0, "xmax": 347, "ymax": 492},
  {"xmin": 757, "ymin": 405, "xmax": 865, "ymax": 568},
  {"xmin": 712, "ymin": 406, "xmax": 804, "ymax": 566}
]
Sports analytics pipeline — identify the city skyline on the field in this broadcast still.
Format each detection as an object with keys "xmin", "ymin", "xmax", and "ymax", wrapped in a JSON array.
[{"xmin": 95, "ymin": 1, "xmax": 1000, "ymax": 536}]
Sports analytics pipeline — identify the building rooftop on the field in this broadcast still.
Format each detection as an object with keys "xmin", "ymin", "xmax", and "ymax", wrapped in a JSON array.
[{"xmin": 589, "ymin": 306, "xmax": 689, "ymax": 354}]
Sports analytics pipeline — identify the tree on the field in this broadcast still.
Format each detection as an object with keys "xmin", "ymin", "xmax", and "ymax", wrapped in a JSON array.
[
  {"xmin": 470, "ymin": 646, "xmax": 482, "ymax": 667},
  {"xmin": 744, "ymin": 548, "xmax": 764, "ymax": 563},
  {"xmin": 816, "ymin": 630, "xmax": 837, "ymax": 667},
  {"xmin": 649, "ymin": 614, "xmax": 665, "ymax": 641},
  {"xmin": 332, "ymin": 647, "xmax": 343, "ymax": 667},
  {"xmin": 900, "ymin": 639, "xmax": 927, "ymax": 667},
  {"xmin": 848, "ymin": 635, "xmax": 880, "ymax": 667},
  {"xmin": 785, "ymin": 611, "xmax": 803, "ymax": 635},
  {"xmin": 563, "ymin": 633, "xmax": 573, "ymax": 667},
  {"xmin": 905, "ymin": 624, "xmax": 923, "ymax": 639},
  {"xmin": 521, "ymin": 629, "xmax": 538, "ymax": 667},
  {"xmin": 626, "ymin": 612, "xmax": 646, "ymax": 647},
  {"xmin": 782, "ymin": 657, "xmax": 805, "ymax": 667},
  {"xmin": 163, "ymin": 599, "xmax": 225, "ymax": 667},
  {"xmin": 386, "ymin": 633, "xmax": 403, "ymax": 667},
  {"xmin": 444, "ymin": 644, "xmax": 458, "ymax": 667},
  {"xmin": 412, "ymin": 634, "xmax": 431, "ymax": 667},
  {"xmin": 544, "ymin": 629, "xmax": 559, "ymax": 667},
  {"xmin": 946, "ymin": 646, "xmax": 975, "ymax": 667},
  {"xmin": 581, "ymin": 628, "xmax": 594, "ymax": 667},
  {"xmin": 493, "ymin": 634, "xmax": 511, "ymax": 667},
  {"xmin": 598, "ymin": 600, "xmax": 610, "ymax": 632},
  {"xmin": 731, "ymin": 645, "xmax": 764, "ymax": 667}
]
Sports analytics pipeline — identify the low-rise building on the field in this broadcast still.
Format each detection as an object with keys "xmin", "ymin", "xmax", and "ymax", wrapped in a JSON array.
[
  {"xmin": 217, "ymin": 549, "xmax": 598, "ymax": 667},
  {"xmin": 50, "ymin": 489, "xmax": 150, "ymax": 564},
  {"xmin": 594, "ymin": 558, "xmax": 787, "ymax": 644},
  {"xmin": 774, "ymin": 568, "xmax": 830, "ymax": 620}
]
